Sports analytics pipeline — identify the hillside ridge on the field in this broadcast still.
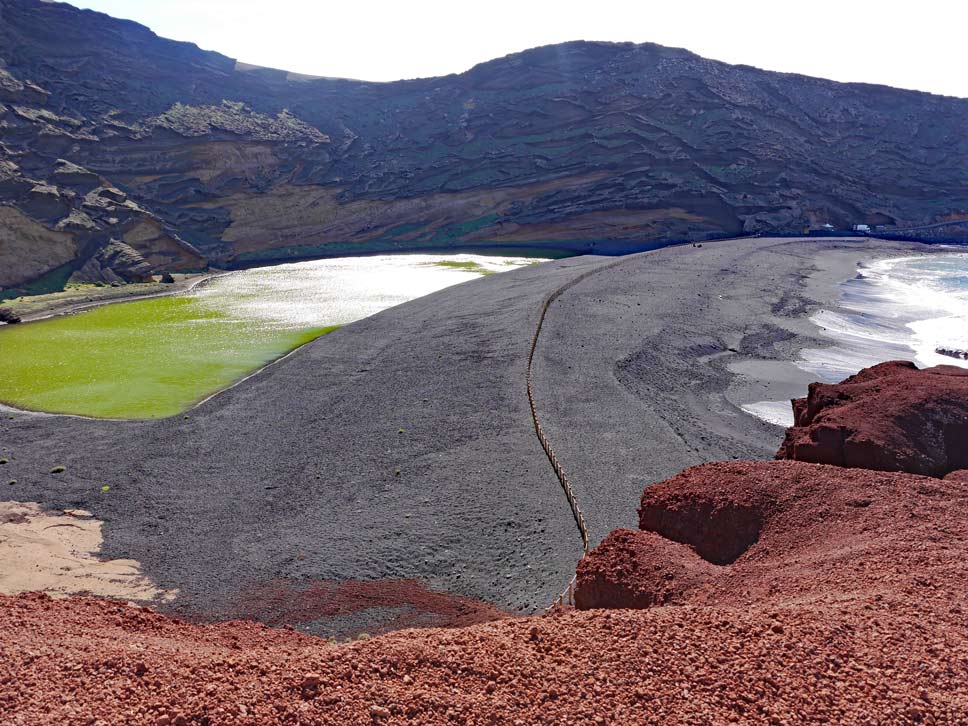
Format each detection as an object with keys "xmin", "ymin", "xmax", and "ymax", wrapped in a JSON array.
[{"xmin": 1, "ymin": 0, "xmax": 967, "ymax": 292}]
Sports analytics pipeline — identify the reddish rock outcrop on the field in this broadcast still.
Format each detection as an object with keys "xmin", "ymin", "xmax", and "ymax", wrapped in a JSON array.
[
  {"xmin": 576, "ymin": 459, "xmax": 968, "ymax": 612},
  {"xmin": 776, "ymin": 360, "xmax": 968, "ymax": 475},
  {"xmin": 574, "ymin": 528, "xmax": 717, "ymax": 609}
]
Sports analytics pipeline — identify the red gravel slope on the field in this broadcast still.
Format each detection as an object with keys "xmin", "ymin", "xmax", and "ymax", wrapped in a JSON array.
[
  {"xmin": 2, "ymin": 587, "xmax": 967, "ymax": 725},
  {"xmin": 4, "ymin": 461, "xmax": 968, "ymax": 723}
]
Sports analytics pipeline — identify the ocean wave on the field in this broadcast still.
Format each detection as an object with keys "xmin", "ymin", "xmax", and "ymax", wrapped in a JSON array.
[{"xmin": 797, "ymin": 253, "xmax": 968, "ymax": 379}]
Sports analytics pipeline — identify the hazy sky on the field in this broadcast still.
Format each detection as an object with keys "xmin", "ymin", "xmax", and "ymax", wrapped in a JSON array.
[{"xmin": 70, "ymin": 0, "xmax": 968, "ymax": 97}]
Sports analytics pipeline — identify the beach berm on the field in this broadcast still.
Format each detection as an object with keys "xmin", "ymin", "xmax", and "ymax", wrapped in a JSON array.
[{"xmin": 0, "ymin": 237, "xmax": 947, "ymax": 637}]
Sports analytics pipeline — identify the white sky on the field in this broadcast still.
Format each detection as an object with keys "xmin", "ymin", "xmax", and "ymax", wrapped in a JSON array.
[{"xmin": 69, "ymin": 0, "xmax": 968, "ymax": 97}]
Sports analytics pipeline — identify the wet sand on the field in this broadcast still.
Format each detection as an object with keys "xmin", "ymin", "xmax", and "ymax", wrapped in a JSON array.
[{"xmin": 0, "ymin": 236, "xmax": 936, "ymax": 635}]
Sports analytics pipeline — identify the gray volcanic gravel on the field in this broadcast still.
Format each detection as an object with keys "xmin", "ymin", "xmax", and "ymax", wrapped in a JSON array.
[{"xmin": 0, "ymin": 237, "xmax": 932, "ymax": 634}]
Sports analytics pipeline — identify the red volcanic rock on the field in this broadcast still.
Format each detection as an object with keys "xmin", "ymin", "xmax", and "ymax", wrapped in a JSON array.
[
  {"xmin": 776, "ymin": 360, "xmax": 968, "ymax": 475},
  {"xmin": 574, "ymin": 528, "xmax": 716, "ymax": 609},
  {"xmin": 638, "ymin": 474, "xmax": 768, "ymax": 565},
  {"xmin": 3, "ymin": 459, "xmax": 968, "ymax": 722},
  {"xmin": 575, "ymin": 459, "xmax": 968, "ymax": 612},
  {"xmin": 946, "ymin": 469, "xmax": 968, "ymax": 484}
]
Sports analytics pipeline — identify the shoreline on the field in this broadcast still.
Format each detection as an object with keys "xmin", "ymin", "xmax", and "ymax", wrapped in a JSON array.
[
  {"xmin": 726, "ymin": 240, "xmax": 956, "ymax": 428},
  {"xmin": 0, "ymin": 236, "xmax": 767, "ymax": 324},
  {"xmin": 524, "ymin": 237, "xmax": 932, "ymax": 546},
  {"xmin": 801, "ymin": 252, "xmax": 968, "ymax": 377},
  {"xmin": 0, "ymin": 236, "xmax": 946, "ymax": 638},
  {"xmin": 5, "ymin": 271, "xmax": 225, "ymax": 325},
  {"xmin": 0, "ymin": 252, "xmax": 546, "ymax": 421}
]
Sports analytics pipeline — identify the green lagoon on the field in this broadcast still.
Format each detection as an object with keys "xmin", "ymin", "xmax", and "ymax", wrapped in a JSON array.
[{"xmin": 0, "ymin": 253, "xmax": 542, "ymax": 419}]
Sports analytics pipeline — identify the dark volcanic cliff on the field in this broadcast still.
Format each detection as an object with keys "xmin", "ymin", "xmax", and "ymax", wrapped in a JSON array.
[{"xmin": 1, "ymin": 0, "xmax": 967, "ymax": 290}]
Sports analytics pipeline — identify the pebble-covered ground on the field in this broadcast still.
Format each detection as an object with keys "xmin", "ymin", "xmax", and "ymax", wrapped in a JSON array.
[
  {"xmin": 2, "ymin": 588, "xmax": 965, "ymax": 724},
  {"xmin": 3, "ymin": 462, "xmax": 966, "ymax": 723}
]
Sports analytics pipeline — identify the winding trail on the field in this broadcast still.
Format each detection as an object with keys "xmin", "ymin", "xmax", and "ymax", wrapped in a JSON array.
[{"xmin": 526, "ymin": 256, "xmax": 634, "ymax": 605}]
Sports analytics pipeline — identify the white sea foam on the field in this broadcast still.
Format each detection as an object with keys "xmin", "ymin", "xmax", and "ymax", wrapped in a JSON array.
[{"xmin": 797, "ymin": 253, "xmax": 968, "ymax": 380}]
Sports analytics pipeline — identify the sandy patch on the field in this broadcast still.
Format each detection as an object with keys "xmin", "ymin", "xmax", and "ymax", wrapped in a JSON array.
[
  {"xmin": 741, "ymin": 400, "xmax": 795, "ymax": 427},
  {"xmin": 0, "ymin": 501, "xmax": 176, "ymax": 602}
]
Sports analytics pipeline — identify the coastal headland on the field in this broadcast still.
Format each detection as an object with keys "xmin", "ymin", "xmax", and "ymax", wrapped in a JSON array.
[{"xmin": 0, "ymin": 236, "xmax": 945, "ymax": 637}]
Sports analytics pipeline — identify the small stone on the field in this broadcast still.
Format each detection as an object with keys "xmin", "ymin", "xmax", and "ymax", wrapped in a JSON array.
[
  {"xmin": 370, "ymin": 705, "xmax": 391, "ymax": 719},
  {"xmin": 300, "ymin": 672, "xmax": 321, "ymax": 690}
]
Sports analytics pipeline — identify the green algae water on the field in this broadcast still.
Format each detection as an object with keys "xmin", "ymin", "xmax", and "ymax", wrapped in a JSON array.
[
  {"xmin": 0, "ymin": 253, "xmax": 542, "ymax": 419},
  {"xmin": 0, "ymin": 295, "xmax": 334, "ymax": 419}
]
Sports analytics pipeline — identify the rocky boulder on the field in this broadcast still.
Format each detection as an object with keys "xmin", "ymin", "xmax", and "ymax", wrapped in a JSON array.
[
  {"xmin": 51, "ymin": 159, "xmax": 101, "ymax": 192},
  {"xmin": 71, "ymin": 239, "xmax": 154, "ymax": 285},
  {"xmin": 776, "ymin": 361, "xmax": 968, "ymax": 476}
]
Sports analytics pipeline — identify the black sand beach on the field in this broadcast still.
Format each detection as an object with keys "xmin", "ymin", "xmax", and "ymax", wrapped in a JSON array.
[{"xmin": 0, "ymin": 237, "xmax": 938, "ymax": 635}]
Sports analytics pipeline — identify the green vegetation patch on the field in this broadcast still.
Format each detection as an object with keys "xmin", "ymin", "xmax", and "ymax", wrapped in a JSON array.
[
  {"xmin": 0, "ymin": 294, "xmax": 336, "ymax": 419},
  {"xmin": 431, "ymin": 260, "xmax": 493, "ymax": 275}
]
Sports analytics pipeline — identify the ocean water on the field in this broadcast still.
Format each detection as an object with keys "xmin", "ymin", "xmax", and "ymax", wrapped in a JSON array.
[
  {"xmin": 798, "ymin": 252, "xmax": 968, "ymax": 382},
  {"xmin": 741, "ymin": 251, "xmax": 968, "ymax": 428},
  {"xmin": 740, "ymin": 400, "xmax": 795, "ymax": 428},
  {"xmin": 0, "ymin": 253, "xmax": 543, "ymax": 418}
]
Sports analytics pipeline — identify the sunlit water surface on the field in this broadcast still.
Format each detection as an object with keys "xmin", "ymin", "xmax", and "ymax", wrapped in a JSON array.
[{"xmin": 0, "ymin": 254, "xmax": 542, "ymax": 418}]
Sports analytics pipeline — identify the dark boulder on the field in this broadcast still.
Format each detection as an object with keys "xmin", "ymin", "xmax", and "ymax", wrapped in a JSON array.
[{"xmin": 0, "ymin": 307, "xmax": 21, "ymax": 324}]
